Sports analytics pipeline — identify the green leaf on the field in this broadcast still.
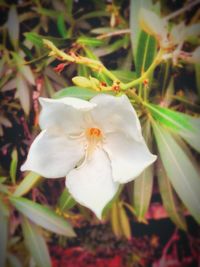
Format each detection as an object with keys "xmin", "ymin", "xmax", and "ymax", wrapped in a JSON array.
[
  {"xmin": 24, "ymin": 32, "xmax": 72, "ymax": 48},
  {"xmin": 53, "ymin": 86, "xmax": 98, "ymax": 100},
  {"xmin": 147, "ymin": 104, "xmax": 200, "ymax": 153},
  {"xmin": 83, "ymin": 47, "xmax": 111, "ymax": 84},
  {"xmin": 10, "ymin": 148, "xmax": 18, "ymax": 185},
  {"xmin": 13, "ymin": 172, "xmax": 41, "ymax": 197},
  {"xmin": 111, "ymin": 70, "xmax": 136, "ymax": 83},
  {"xmin": 157, "ymin": 158, "xmax": 187, "ymax": 230},
  {"xmin": 135, "ymin": 31, "xmax": 157, "ymax": 76},
  {"xmin": 134, "ymin": 166, "xmax": 153, "ymax": 222},
  {"xmin": 10, "ymin": 196, "xmax": 76, "ymax": 237},
  {"xmin": 94, "ymin": 38, "xmax": 128, "ymax": 57},
  {"xmin": 133, "ymin": 120, "xmax": 154, "ymax": 222},
  {"xmin": 118, "ymin": 202, "xmax": 131, "ymax": 239},
  {"xmin": 58, "ymin": 188, "xmax": 76, "ymax": 211},
  {"xmin": 152, "ymin": 121, "xmax": 200, "ymax": 223},
  {"xmin": 130, "ymin": 0, "xmax": 152, "ymax": 53},
  {"xmin": 35, "ymin": 7, "xmax": 60, "ymax": 18},
  {"xmin": 22, "ymin": 218, "xmax": 51, "ymax": 267},
  {"xmin": 111, "ymin": 202, "xmax": 122, "ymax": 238},
  {"xmin": 16, "ymin": 74, "xmax": 30, "ymax": 115},
  {"xmin": 24, "ymin": 32, "xmax": 43, "ymax": 48},
  {"xmin": 0, "ymin": 201, "xmax": 9, "ymax": 267},
  {"xmin": 57, "ymin": 14, "xmax": 68, "ymax": 38},
  {"xmin": 77, "ymin": 36, "xmax": 104, "ymax": 47},
  {"xmin": 111, "ymin": 201, "xmax": 131, "ymax": 239}
]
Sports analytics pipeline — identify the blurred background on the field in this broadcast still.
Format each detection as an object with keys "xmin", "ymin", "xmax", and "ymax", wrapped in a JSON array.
[{"xmin": 0, "ymin": 0, "xmax": 200, "ymax": 266}]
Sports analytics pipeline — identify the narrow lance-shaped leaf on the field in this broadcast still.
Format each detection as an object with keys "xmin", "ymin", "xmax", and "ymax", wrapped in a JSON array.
[
  {"xmin": 135, "ymin": 30, "xmax": 157, "ymax": 77},
  {"xmin": 58, "ymin": 188, "xmax": 76, "ymax": 211},
  {"xmin": 118, "ymin": 202, "xmax": 131, "ymax": 239},
  {"xmin": 133, "ymin": 120, "xmax": 154, "ymax": 222},
  {"xmin": 10, "ymin": 148, "xmax": 18, "ymax": 185},
  {"xmin": 16, "ymin": 74, "xmax": 31, "ymax": 115},
  {"xmin": 7, "ymin": 5, "xmax": 19, "ymax": 48},
  {"xmin": 13, "ymin": 172, "xmax": 41, "ymax": 197},
  {"xmin": 148, "ymin": 103, "xmax": 200, "ymax": 153},
  {"xmin": 130, "ymin": 0, "xmax": 152, "ymax": 55},
  {"xmin": 152, "ymin": 121, "xmax": 200, "ymax": 223},
  {"xmin": 157, "ymin": 157, "xmax": 187, "ymax": 230},
  {"xmin": 22, "ymin": 217, "xmax": 51, "ymax": 267},
  {"xmin": 10, "ymin": 196, "xmax": 76, "ymax": 237},
  {"xmin": 53, "ymin": 86, "xmax": 99, "ymax": 100},
  {"xmin": 0, "ymin": 200, "xmax": 9, "ymax": 267},
  {"xmin": 111, "ymin": 202, "xmax": 122, "ymax": 238}
]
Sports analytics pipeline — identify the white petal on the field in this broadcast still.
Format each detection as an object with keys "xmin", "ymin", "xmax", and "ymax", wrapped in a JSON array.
[
  {"xmin": 39, "ymin": 97, "xmax": 96, "ymax": 133},
  {"xmin": 103, "ymin": 132, "xmax": 157, "ymax": 183},
  {"xmin": 21, "ymin": 130, "xmax": 85, "ymax": 178},
  {"xmin": 66, "ymin": 148, "xmax": 119, "ymax": 219},
  {"xmin": 90, "ymin": 94, "xmax": 142, "ymax": 141}
]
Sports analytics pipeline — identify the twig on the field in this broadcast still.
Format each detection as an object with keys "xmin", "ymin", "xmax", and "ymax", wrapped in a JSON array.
[
  {"xmin": 97, "ymin": 29, "xmax": 130, "ymax": 40},
  {"xmin": 165, "ymin": 0, "xmax": 200, "ymax": 21}
]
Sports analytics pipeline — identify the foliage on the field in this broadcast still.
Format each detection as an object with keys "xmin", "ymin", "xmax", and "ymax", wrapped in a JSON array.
[{"xmin": 0, "ymin": 0, "xmax": 200, "ymax": 266}]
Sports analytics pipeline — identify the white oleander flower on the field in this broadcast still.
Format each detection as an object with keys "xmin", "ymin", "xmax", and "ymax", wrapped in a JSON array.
[{"xmin": 21, "ymin": 94, "xmax": 156, "ymax": 218}]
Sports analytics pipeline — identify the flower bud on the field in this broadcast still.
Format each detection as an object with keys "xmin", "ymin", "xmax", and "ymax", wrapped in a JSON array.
[{"xmin": 72, "ymin": 76, "xmax": 92, "ymax": 88}]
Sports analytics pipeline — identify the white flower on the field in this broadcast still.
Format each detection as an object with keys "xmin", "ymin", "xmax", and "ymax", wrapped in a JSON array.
[{"xmin": 21, "ymin": 94, "xmax": 156, "ymax": 218}]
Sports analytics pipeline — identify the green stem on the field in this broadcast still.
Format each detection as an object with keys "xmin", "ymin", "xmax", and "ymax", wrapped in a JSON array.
[
  {"xmin": 121, "ymin": 50, "xmax": 163, "ymax": 91},
  {"xmin": 43, "ymin": 39, "xmax": 120, "ymax": 82}
]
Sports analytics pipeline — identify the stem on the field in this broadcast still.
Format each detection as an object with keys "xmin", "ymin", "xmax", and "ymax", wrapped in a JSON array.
[
  {"xmin": 121, "ymin": 50, "xmax": 163, "ymax": 91},
  {"xmin": 97, "ymin": 29, "xmax": 130, "ymax": 40},
  {"xmin": 43, "ymin": 39, "xmax": 120, "ymax": 82}
]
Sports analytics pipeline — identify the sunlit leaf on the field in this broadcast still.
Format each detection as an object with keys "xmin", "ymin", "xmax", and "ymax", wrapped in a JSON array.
[
  {"xmin": 135, "ymin": 31, "xmax": 157, "ymax": 76},
  {"xmin": 152, "ymin": 121, "xmax": 200, "ymax": 223},
  {"xmin": 111, "ymin": 70, "xmax": 136, "ymax": 83},
  {"xmin": 139, "ymin": 8, "xmax": 166, "ymax": 39},
  {"xmin": 148, "ymin": 104, "xmax": 200, "ymax": 152},
  {"xmin": 58, "ymin": 188, "xmax": 76, "ymax": 211},
  {"xmin": 157, "ymin": 158, "xmax": 187, "ymax": 230},
  {"xmin": 22, "ymin": 218, "xmax": 51, "ymax": 267},
  {"xmin": 54, "ymin": 86, "xmax": 98, "ymax": 100},
  {"xmin": 10, "ymin": 148, "xmax": 18, "ymax": 185},
  {"xmin": 130, "ymin": 0, "xmax": 152, "ymax": 54},
  {"xmin": 13, "ymin": 172, "xmax": 41, "ymax": 197},
  {"xmin": 10, "ymin": 196, "xmax": 76, "ymax": 237}
]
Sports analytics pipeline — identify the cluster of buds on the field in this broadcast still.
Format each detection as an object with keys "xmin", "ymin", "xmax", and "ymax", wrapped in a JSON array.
[{"xmin": 72, "ymin": 76, "xmax": 121, "ymax": 92}]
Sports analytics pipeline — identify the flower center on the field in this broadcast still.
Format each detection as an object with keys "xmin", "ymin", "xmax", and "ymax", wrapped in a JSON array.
[
  {"xmin": 86, "ymin": 127, "xmax": 102, "ymax": 140},
  {"xmin": 85, "ymin": 127, "xmax": 103, "ymax": 159}
]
